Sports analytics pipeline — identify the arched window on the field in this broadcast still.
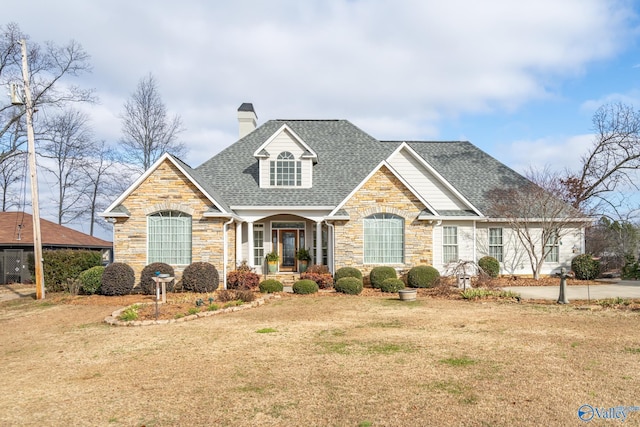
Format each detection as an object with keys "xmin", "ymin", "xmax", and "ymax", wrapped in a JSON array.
[
  {"xmin": 363, "ymin": 213, "xmax": 404, "ymax": 264},
  {"xmin": 270, "ymin": 151, "xmax": 301, "ymax": 186},
  {"xmin": 148, "ymin": 211, "xmax": 192, "ymax": 265}
]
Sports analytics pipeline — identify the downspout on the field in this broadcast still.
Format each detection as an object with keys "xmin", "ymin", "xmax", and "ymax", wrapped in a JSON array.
[
  {"xmin": 324, "ymin": 220, "xmax": 335, "ymax": 275},
  {"xmin": 473, "ymin": 220, "xmax": 477, "ymax": 264},
  {"xmin": 223, "ymin": 217, "xmax": 235, "ymax": 290}
]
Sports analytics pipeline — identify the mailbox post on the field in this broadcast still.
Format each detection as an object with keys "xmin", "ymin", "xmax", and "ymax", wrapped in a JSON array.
[{"xmin": 556, "ymin": 267, "xmax": 570, "ymax": 304}]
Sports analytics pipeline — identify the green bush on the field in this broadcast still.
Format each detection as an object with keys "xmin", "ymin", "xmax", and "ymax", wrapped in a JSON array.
[
  {"xmin": 622, "ymin": 254, "xmax": 640, "ymax": 280},
  {"xmin": 478, "ymin": 256, "xmax": 500, "ymax": 278},
  {"xmin": 379, "ymin": 277, "xmax": 405, "ymax": 293},
  {"xmin": 334, "ymin": 267, "xmax": 363, "ymax": 282},
  {"xmin": 31, "ymin": 249, "xmax": 102, "ymax": 292},
  {"xmin": 369, "ymin": 266, "xmax": 397, "ymax": 289},
  {"xmin": 140, "ymin": 263, "xmax": 175, "ymax": 295},
  {"xmin": 101, "ymin": 263, "xmax": 135, "ymax": 296},
  {"xmin": 407, "ymin": 265, "xmax": 440, "ymax": 288},
  {"xmin": 78, "ymin": 266, "xmax": 104, "ymax": 295},
  {"xmin": 292, "ymin": 279, "xmax": 319, "ymax": 294},
  {"xmin": 182, "ymin": 262, "xmax": 219, "ymax": 292},
  {"xmin": 334, "ymin": 277, "xmax": 363, "ymax": 295},
  {"xmin": 259, "ymin": 279, "xmax": 283, "ymax": 293},
  {"xmin": 571, "ymin": 254, "xmax": 600, "ymax": 280}
]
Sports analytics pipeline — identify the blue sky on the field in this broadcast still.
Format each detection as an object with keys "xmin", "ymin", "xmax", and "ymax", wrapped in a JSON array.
[{"xmin": 4, "ymin": 0, "xmax": 640, "ymax": 237}]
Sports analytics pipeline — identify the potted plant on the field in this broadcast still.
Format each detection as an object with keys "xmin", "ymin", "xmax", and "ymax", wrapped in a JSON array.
[
  {"xmin": 296, "ymin": 248, "xmax": 311, "ymax": 273},
  {"xmin": 266, "ymin": 251, "xmax": 279, "ymax": 273}
]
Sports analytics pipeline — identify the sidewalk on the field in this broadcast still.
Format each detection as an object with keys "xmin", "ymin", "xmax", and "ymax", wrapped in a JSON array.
[
  {"xmin": 502, "ymin": 280, "xmax": 640, "ymax": 300},
  {"xmin": 0, "ymin": 284, "xmax": 36, "ymax": 303}
]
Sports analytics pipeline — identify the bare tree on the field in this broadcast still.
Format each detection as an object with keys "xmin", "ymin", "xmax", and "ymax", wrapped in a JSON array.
[
  {"xmin": 82, "ymin": 140, "xmax": 120, "ymax": 236},
  {"xmin": 38, "ymin": 109, "xmax": 93, "ymax": 225},
  {"xmin": 488, "ymin": 168, "xmax": 588, "ymax": 279},
  {"xmin": 560, "ymin": 102, "xmax": 640, "ymax": 215},
  {"xmin": 119, "ymin": 73, "xmax": 186, "ymax": 173},
  {"xmin": 0, "ymin": 22, "xmax": 94, "ymax": 209},
  {"xmin": 0, "ymin": 150, "xmax": 25, "ymax": 211}
]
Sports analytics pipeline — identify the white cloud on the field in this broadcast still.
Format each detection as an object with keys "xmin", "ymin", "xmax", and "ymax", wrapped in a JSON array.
[{"xmin": 500, "ymin": 134, "xmax": 594, "ymax": 174}]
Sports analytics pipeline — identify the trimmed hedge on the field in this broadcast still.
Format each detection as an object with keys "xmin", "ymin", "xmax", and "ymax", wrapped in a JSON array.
[
  {"xmin": 407, "ymin": 265, "xmax": 440, "ymax": 288},
  {"xmin": 292, "ymin": 279, "xmax": 319, "ymax": 294},
  {"xmin": 370, "ymin": 266, "xmax": 397, "ymax": 289},
  {"xmin": 334, "ymin": 277, "xmax": 363, "ymax": 295},
  {"xmin": 334, "ymin": 267, "xmax": 363, "ymax": 282},
  {"xmin": 478, "ymin": 256, "xmax": 500, "ymax": 278},
  {"xmin": 31, "ymin": 249, "xmax": 102, "ymax": 292},
  {"xmin": 182, "ymin": 262, "xmax": 219, "ymax": 293},
  {"xmin": 259, "ymin": 279, "xmax": 283, "ymax": 293},
  {"xmin": 379, "ymin": 277, "xmax": 405, "ymax": 293},
  {"xmin": 571, "ymin": 254, "xmax": 600, "ymax": 280},
  {"xmin": 78, "ymin": 266, "xmax": 104, "ymax": 295},
  {"xmin": 227, "ymin": 261, "xmax": 261, "ymax": 290},
  {"xmin": 140, "ymin": 263, "xmax": 175, "ymax": 295},
  {"xmin": 101, "ymin": 262, "xmax": 135, "ymax": 296}
]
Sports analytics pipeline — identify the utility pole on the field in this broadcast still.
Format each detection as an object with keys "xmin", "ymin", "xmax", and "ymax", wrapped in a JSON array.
[{"xmin": 19, "ymin": 39, "xmax": 45, "ymax": 299}]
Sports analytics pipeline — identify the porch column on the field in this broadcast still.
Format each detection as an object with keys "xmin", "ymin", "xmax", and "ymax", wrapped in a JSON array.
[
  {"xmin": 236, "ymin": 221, "xmax": 242, "ymax": 265},
  {"xmin": 247, "ymin": 221, "xmax": 254, "ymax": 268},
  {"xmin": 316, "ymin": 221, "xmax": 323, "ymax": 265}
]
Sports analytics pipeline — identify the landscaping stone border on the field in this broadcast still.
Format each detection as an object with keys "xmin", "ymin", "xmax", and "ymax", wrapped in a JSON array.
[{"xmin": 104, "ymin": 293, "xmax": 280, "ymax": 326}]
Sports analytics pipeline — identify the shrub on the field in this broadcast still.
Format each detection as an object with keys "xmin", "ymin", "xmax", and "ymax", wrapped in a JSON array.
[
  {"xmin": 306, "ymin": 264, "xmax": 330, "ymax": 274},
  {"xmin": 622, "ymin": 254, "xmax": 640, "ymax": 280},
  {"xmin": 478, "ymin": 256, "xmax": 500, "ymax": 278},
  {"xmin": 78, "ymin": 266, "xmax": 104, "ymax": 295},
  {"xmin": 571, "ymin": 254, "xmax": 601, "ymax": 280},
  {"xmin": 227, "ymin": 261, "xmax": 261, "ymax": 290},
  {"xmin": 369, "ymin": 266, "xmax": 397, "ymax": 289},
  {"xmin": 334, "ymin": 277, "xmax": 363, "ymax": 295},
  {"xmin": 407, "ymin": 265, "xmax": 440, "ymax": 288},
  {"xmin": 216, "ymin": 289, "xmax": 237, "ymax": 303},
  {"xmin": 293, "ymin": 279, "xmax": 319, "ymax": 294},
  {"xmin": 300, "ymin": 272, "xmax": 334, "ymax": 289},
  {"xmin": 379, "ymin": 277, "xmax": 405, "ymax": 293},
  {"xmin": 259, "ymin": 279, "xmax": 283, "ymax": 293},
  {"xmin": 140, "ymin": 263, "xmax": 175, "ymax": 295},
  {"xmin": 182, "ymin": 262, "xmax": 219, "ymax": 292},
  {"xmin": 31, "ymin": 249, "xmax": 102, "ymax": 292},
  {"xmin": 101, "ymin": 262, "xmax": 135, "ymax": 296},
  {"xmin": 235, "ymin": 289, "xmax": 256, "ymax": 303},
  {"xmin": 334, "ymin": 267, "xmax": 363, "ymax": 282}
]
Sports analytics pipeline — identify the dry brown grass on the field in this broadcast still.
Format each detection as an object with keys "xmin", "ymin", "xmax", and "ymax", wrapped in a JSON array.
[{"xmin": 1, "ymin": 290, "xmax": 639, "ymax": 426}]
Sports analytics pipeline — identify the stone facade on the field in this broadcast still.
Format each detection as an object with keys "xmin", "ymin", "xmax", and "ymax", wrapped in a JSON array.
[
  {"xmin": 113, "ymin": 159, "xmax": 235, "ymax": 281},
  {"xmin": 333, "ymin": 165, "xmax": 433, "ymax": 275}
]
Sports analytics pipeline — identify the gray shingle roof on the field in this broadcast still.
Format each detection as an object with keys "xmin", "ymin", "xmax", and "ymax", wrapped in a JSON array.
[
  {"xmin": 195, "ymin": 120, "xmax": 531, "ymax": 214},
  {"xmin": 197, "ymin": 120, "xmax": 397, "ymax": 207}
]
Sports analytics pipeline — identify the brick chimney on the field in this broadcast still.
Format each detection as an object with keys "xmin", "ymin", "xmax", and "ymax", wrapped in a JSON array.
[{"xmin": 237, "ymin": 103, "xmax": 257, "ymax": 138}]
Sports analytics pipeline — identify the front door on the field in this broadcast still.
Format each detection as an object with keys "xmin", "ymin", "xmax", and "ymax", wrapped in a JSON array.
[{"xmin": 279, "ymin": 230, "xmax": 298, "ymax": 272}]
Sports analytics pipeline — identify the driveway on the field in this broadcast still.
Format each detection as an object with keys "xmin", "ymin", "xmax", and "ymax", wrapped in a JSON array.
[{"xmin": 502, "ymin": 280, "xmax": 640, "ymax": 301}]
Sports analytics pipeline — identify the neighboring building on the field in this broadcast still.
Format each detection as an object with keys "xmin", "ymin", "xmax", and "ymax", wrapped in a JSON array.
[
  {"xmin": 101, "ymin": 104, "xmax": 586, "ymax": 285},
  {"xmin": 0, "ymin": 212, "xmax": 112, "ymax": 284}
]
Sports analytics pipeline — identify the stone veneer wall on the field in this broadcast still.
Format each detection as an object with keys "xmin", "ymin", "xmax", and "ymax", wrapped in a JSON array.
[
  {"xmin": 333, "ymin": 165, "xmax": 433, "ymax": 276},
  {"xmin": 113, "ymin": 160, "xmax": 234, "ymax": 282}
]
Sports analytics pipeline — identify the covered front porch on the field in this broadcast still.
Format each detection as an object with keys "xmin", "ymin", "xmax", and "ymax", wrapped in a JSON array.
[{"xmin": 233, "ymin": 213, "xmax": 333, "ymax": 275}]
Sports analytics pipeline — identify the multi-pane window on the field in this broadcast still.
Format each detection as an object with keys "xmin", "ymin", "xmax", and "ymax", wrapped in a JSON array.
[
  {"xmin": 363, "ymin": 213, "xmax": 404, "ymax": 264},
  {"xmin": 545, "ymin": 231, "xmax": 559, "ymax": 262},
  {"xmin": 270, "ymin": 151, "xmax": 301, "ymax": 186},
  {"xmin": 312, "ymin": 224, "xmax": 328, "ymax": 266},
  {"xmin": 488, "ymin": 228, "xmax": 503, "ymax": 262},
  {"xmin": 443, "ymin": 226, "xmax": 458, "ymax": 263},
  {"xmin": 148, "ymin": 211, "xmax": 192, "ymax": 265},
  {"xmin": 253, "ymin": 224, "xmax": 264, "ymax": 267}
]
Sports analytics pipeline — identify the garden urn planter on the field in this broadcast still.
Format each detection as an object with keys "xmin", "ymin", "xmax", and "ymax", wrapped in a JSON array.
[{"xmin": 398, "ymin": 288, "xmax": 417, "ymax": 301}]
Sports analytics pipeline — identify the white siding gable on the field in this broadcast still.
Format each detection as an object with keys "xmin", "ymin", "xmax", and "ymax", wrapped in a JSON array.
[
  {"xmin": 388, "ymin": 148, "xmax": 468, "ymax": 211},
  {"xmin": 258, "ymin": 128, "xmax": 313, "ymax": 188}
]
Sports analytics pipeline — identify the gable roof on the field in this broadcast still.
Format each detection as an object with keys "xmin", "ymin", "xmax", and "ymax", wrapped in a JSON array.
[
  {"xmin": 196, "ymin": 119, "xmax": 531, "ymax": 214},
  {"xmin": 197, "ymin": 120, "xmax": 397, "ymax": 207},
  {"xmin": 102, "ymin": 153, "xmax": 232, "ymax": 217},
  {"xmin": 0, "ymin": 212, "xmax": 112, "ymax": 248}
]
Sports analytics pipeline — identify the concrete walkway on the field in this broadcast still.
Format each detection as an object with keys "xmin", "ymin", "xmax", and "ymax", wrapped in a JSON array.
[{"xmin": 502, "ymin": 280, "xmax": 640, "ymax": 301}]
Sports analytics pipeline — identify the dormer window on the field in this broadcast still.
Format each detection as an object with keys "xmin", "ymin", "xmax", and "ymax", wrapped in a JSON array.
[{"xmin": 270, "ymin": 151, "xmax": 301, "ymax": 186}]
